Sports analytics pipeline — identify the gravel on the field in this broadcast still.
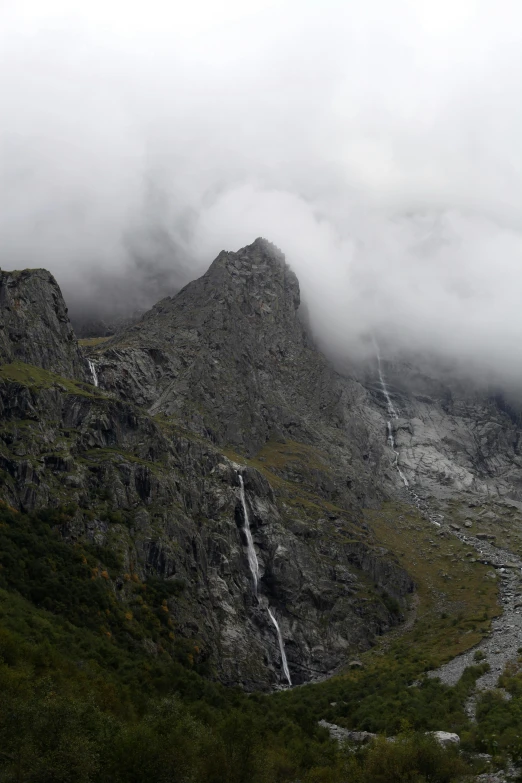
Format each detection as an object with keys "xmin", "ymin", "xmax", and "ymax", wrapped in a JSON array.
[{"xmin": 427, "ymin": 530, "xmax": 522, "ymax": 716}]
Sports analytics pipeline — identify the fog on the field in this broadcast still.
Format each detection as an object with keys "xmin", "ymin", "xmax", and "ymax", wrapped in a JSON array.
[{"xmin": 1, "ymin": 1, "xmax": 521, "ymax": 379}]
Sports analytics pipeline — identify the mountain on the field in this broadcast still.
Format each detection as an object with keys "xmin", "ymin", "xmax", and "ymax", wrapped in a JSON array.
[
  {"xmin": 0, "ymin": 241, "xmax": 413, "ymax": 688},
  {"xmin": 3, "ymin": 239, "xmax": 522, "ymax": 779}
]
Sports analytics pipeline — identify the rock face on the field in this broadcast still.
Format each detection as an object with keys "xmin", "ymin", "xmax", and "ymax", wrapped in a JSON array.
[
  {"xmin": 5, "ymin": 239, "xmax": 522, "ymax": 691},
  {"xmin": 97, "ymin": 238, "xmax": 313, "ymax": 449},
  {"xmin": 356, "ymin": 352, "xmax": 522, "ymax": 503},
  {"xmin": 0, "ymin": 377, "xmax": 413, "ymax": 686},
  {"xmin": 95, "ymin": 239, "xmax": 377, "ymax": 477},
  {"xmin": 0, "ymin": 244, "xmax": 414, "ymax": 688},
  {"xmin": 0, "ymin": 269, "xmax": 89, "ymax": 381}
]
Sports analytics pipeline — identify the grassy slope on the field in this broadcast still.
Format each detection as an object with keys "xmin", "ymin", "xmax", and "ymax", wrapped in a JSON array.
[
  {"xmin": 0, "ymin": 361, "xmax": 100, "ymax": 397},
  {"xmin": 366, "ymin": 501, "xmax": 500, "ymax": 666}
]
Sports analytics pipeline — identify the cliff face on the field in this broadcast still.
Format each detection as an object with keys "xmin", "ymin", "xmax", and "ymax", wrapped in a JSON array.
[
  {"xmin": 0, "ymin": 269, "xmax": 89, "ymax": 381},
  {"xmin": 357, "ymin": 353, "xmax": 522, "ymax": 505},
  {"xmin": 4, "ymin": 240, "xmax": 522, "ymax": 689},
  {"xmin": 92, "ymin": 238, "xmax": 390, "ymax": 512},
  {"xmin": 0, "ymin": 242, "xmax": 414, "ymax": 688},
  {"xmin": 96, "ymin": 238, "xmax": 310, "ymax": 446},
  {"xmin": 8, "ymin": 238, "xmax": 522, "ymax": 690}
]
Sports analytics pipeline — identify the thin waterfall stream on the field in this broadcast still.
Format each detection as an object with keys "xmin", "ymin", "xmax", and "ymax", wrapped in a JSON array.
[
  {"xmin": 87, "ymin": 359, "xmax": 99, "ymax": 387},
  {"xmin": 267, "ymin": 607, "xmax": 292, "ymax": 685},
  {"xmin": 238, "ymin": 474, "xmax": 260, "ymax": 596},
  {"xmin": 374, "ymin": 342, "xmax": 441, "ymax": 527},
  {"xmin": 238, "ymin": 473, "xmax": 292, "ymax": 686},
  {"xmin": 374, "ymin": 342, "xmax": 409, "ymax": 488}
]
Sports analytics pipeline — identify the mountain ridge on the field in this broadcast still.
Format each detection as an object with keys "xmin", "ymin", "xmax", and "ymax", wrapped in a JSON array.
[{"xmin": 0, "ymin": 241, "xmax": 414, "ymax": 688}]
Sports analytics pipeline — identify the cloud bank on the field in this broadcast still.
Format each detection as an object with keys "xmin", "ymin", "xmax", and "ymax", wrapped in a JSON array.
[{"xmin": 1, "ymin": 0, "xmax": 521, "ymax": 379}]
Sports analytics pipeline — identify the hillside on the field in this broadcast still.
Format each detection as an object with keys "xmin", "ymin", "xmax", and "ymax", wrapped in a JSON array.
[{"xmin": 2, "ymin": 239, "xmax": 522, "ymax": 781}]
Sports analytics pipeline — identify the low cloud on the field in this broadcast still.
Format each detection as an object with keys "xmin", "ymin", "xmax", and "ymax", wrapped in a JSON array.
[{"xmin": 1, "ymin": 0, "xmax": 521, "ymax": 380}]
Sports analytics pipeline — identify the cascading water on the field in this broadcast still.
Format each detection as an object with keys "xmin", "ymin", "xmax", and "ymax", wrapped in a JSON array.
[
  {"xmin": 267, "ymin": 607, "xmax": 292, "ymax": 685},
  {"xmin": 238, "ymin": 474, "xmax": 260, "ymax": 595},
  {"xmin": 375, "ymin": 342, "xmax": 408, "ymax": 488},
  {"xmin": 375, "ymin": 342, "xmax": 398, "ymax": 419},
  {"xmin": 237, "ymin": 473, "xmax": 292, "ymax": 685},
  {"xmin": 87, "ymin": 359, "xmax": 99, "ymax": 387},
  {"xmin": 374, "ymin": 342, "xmax": 441, "ymax": 527}
]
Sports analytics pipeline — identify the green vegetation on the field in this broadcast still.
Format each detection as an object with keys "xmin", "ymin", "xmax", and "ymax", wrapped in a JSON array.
[
  {"xmin": 0, "ymin": 501, "xmax": 204, "ymax": 676},
  {"xmin": 342, "ymin": 733, "xmax": 476, "ymax": 783},
  {"xmin": 0, "ymin": 495, "xmax": 513, "ymax": 781},
  {"xmin": 367, "ymin": 502, "xmax": 500, "ymax": 664},
  {"xmin": 0, "ymin": 361, "xmax": 100, "ymax": 397},
  {"xmin": 471, "ymin": 658, "xmax": 522, "ymax": 761},
  {"xmin": 0, "ymin": 497, "xmax": 497, "ymax": 781},
  {"xmin": 254, "ymin": 438, "xmax": 330, "ymax": 473},
  {"xmin": 0, "ymin": 439, "xmax": 513, "ymax": 780},
  {"xmin": 223, "ymin": 440, "xmax": 362, "ymax": 529}
]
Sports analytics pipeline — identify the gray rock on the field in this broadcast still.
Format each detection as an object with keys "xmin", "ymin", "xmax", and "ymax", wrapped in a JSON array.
[
  {"xmin": 429, "ymin": 731, "xmax": 460, "ymax": 747},
  {"xmin": 0, "ymin": 269, "xmax": 89, "ymax": 381},
  {"xmin": 0, "ymin": 243, "xmax": 414, "ymax": 689},
  {"xmin": 6, "ymin": 236, "xmax": 522, "ymax": 696},
  {"xmin": 318, "ymin": 720, "xmax": 376, "ymax": 744}
]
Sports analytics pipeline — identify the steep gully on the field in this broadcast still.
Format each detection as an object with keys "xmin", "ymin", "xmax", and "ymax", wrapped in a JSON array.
[
  {"xmin": 375, "ymin": 344, "xmax": 522, "ymax": 714},
  {"xmin": 238, "ymin": 474, "xmax": 292, "ymax": 686}
]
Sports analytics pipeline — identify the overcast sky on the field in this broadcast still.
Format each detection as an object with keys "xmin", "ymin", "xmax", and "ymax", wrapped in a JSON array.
[{"xmin": 1, "ymin": 1, "xmax": 521, "ymax": 378}]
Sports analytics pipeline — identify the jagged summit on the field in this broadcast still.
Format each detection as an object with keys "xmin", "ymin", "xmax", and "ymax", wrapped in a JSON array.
[
  {"xmin": 222, "ymin": 236, "xmax": 287, "ymax": 268},
  {"xmin": 93, "ymin": 239, "xmax": 338, "ymax": 455},
  {"xmin": 214, "ymin": 237, "xmax": 286, "ymax": 265},
  {"xmin": 137, "ymin": 237, "xmax": 299, "ymax": 326}
]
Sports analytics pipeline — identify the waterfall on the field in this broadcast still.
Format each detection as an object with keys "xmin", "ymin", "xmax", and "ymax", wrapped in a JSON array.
[
  {"xmin": 87, "ymin": 359, "xmax": 99, "ymax": 387},
  {"xmin": 375, "ymin": 340, "xmax": 398, "ymax": 418},
  {"xmin": 238, "ymin": 474, "xmax": 260, "ymax": 596},
  {"xmin": 374, "ymin": 343, "xmax": 440, "ymax": 526},
  {"xmin": 375, "ymin": 341, "xmax": 409, "ymax": 488},
  {"xmin": 268, "ymin": 607, "xmax": 292, "ymax": 685},
  {"xmin": 386, "ymin": 420, "xmax": 409, "ymax": 488},
  {"xmin": 238, "ymin": 472, "xmax": 292, "ymax": 685}
]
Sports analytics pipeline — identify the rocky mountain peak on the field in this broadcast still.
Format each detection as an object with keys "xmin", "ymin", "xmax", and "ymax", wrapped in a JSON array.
[
  {"xmin": 143, "ymin": 237, "xmax": 300, "ymax": 328},
  {"xmin": 0, "ymin": 268, "xmax": 89, "ymax": 381},
  {"xmin": 207, "ymin": 236, "xmax": 297, "ymax": 297},
  {"xmin": 93, "ymin": 239, "xmax": 336, "ymax": 453},
  {"xmin": 212, "ymin": 238, "xmax": 298, "ymax": 321}
]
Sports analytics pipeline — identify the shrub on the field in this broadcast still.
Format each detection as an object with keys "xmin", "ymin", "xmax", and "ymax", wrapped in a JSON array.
[{"xmin": 343, "ymin": 733, "xmax": 471, "ymax": 783}]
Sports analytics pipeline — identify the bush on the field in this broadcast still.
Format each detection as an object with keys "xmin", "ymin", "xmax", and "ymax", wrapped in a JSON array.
[{"xmin": 343, "ymin": 733, "xmax": 471, "ymax": 783}]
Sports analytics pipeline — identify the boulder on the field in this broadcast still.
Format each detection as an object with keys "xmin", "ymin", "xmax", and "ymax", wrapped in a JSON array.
[
  {"xmin": 430, "ymin": 731, "xmax": 460, "ymax": 747},
  {"xmin": 318, "ymin": 721, "xmax": 376, "ymax": 744}
]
